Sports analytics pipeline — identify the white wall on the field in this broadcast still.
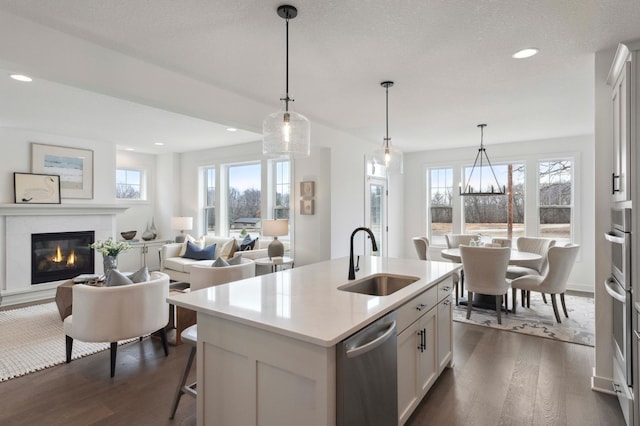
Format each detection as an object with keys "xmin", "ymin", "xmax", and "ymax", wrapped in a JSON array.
[
  {"xmin": 115, "ymin": 150, "xmax": 161, "ymax": 239},
  {"xmin": 403, "ymin": 134, "xmax": 595, "ymax": 292}
]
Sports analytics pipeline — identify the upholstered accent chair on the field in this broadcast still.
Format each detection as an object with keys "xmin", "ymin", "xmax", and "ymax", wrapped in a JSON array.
[
  {"xmin": 510, "ymin": 244, "xmax": 580, "ymax": 323},
  {"xmin": 412, "ymin": 237, "xmax": 430, "ymax": 260},
  {"xmin": 460, "ymin": 246, "xmax": 511, "ymax": 324},
  {"xmin": 64, "ymin": 271, "xmax": 170, "ymax": 377},
  {"xmin": 490, "ymin": 237, "xmax": 512, "ymax": 248}
]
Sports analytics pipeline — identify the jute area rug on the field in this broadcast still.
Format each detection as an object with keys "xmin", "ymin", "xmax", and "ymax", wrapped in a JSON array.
[
  {"xmin": 0, "ymin": 302, "xmax": 134, "ymax": 382},
  {"xmin": 453, "ymin": 293, "xmax": 595, "ymax": 347}
]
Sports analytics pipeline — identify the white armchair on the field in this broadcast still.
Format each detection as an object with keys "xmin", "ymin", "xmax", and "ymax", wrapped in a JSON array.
[
  {"xmin": 190, "ymin": 258, "xmax": 256, "ymax": 291},
  {"xmin": 64, "ymin": 271, "xmax": 170, "ymax": 377}
]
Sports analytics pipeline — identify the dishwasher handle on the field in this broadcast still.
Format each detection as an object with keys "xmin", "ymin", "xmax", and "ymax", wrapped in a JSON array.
[{"xmin": 346, "ymin": 320, "xmax": 396, "ymax": 359}]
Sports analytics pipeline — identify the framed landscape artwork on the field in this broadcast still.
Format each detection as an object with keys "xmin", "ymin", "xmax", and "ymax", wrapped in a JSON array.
[
  {"xmin": 14, "ymin": 172, "xmax": 61, "ymax": 204},
  {"xmin": 31, "ymin": 143, "xmax": 94, "ymax": 199}
]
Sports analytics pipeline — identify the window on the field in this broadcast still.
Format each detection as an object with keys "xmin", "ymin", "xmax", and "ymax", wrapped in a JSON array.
[
  {"xmin": 462, "ymin": 163, "xmax": 525, "ymax": 239},
  {"xmin": 116, "ymin": 169, "xmax": 145, "ymax": 200},
  {"xmin": 204, "ymin": 167, "xmax": 216, "ymax": 234},
  {"xmin": 228, "ymin": 163, "xmax": 261, "ymax": 238},
  {"xmin": 538, "ymin": 160, "xmax": 572, "ymax": 243},
  {"xmin": 274, "ymin": 160, "xmax": 290, "ymax": 220},
  {"xmin": 429, "ymin": 168, "xmax": 453, "ymax": 246}
]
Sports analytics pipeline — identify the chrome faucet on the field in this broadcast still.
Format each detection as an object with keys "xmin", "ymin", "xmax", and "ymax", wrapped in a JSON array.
[{"xmin": 348, "ymin": 227, "xmax": 378, "ymax": 280}]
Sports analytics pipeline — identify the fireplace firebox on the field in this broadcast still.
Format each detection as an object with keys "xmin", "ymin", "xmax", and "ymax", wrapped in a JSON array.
[{"xmin": 31, "ymin": 231, "xmax": 95, "ymax": 284}]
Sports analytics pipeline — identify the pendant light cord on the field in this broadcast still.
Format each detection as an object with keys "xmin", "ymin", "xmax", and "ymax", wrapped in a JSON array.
[
  {"xmin": 385, "ymin": 84, "xmax": 389, "ymax": 147},
  {"xmin": 284, "ymin": 17, "xmax": 289, "ymax": 112}
]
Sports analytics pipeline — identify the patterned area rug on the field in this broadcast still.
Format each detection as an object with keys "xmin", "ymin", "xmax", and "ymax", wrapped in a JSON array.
[
  {"xmin": 453, "ymin": 293, "xmax": 595, "ymax": 346},
  {"xmin": 0, "ymin": 302, "xmax": 135, "ymax": 382}
]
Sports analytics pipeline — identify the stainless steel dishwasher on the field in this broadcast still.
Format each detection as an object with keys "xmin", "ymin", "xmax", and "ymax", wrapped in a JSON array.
[{"xmin": 336, "ymin": 311, "xmax": 398, "ymax": 426}]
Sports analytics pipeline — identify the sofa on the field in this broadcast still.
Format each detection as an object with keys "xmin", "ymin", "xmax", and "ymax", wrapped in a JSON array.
[{"xmin": 160, "ymin": 235, "xmax": 268, "ymax": 283}]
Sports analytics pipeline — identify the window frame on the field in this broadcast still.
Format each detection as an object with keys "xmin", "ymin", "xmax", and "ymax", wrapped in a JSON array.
[
  {"xmin": 115, "ymin": 168, "xmax": 146, "ymax": 201},
  {"xmin": 536, "ymin": 158, "xmax": 574, "ymax": 243}
]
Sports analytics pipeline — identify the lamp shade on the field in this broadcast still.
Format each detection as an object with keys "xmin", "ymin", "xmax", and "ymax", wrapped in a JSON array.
[
  {"xmin": 263, "ymin": 106, "xmax": 310, "ymax": 159},
  {"xmin": 262, "ymin": 219, "xmax": 289, "ymax": 237},
  {"xmin": 171, "ymin": 217, "xmax": 193, "ymax": 231}
]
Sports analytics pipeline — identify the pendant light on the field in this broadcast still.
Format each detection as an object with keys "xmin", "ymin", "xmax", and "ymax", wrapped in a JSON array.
[
  {"xmin": 459, "ymin": 124, "xmax": 506, "ymax": 196},
  {"xmin": 373, "ymin": 81, "xmax": 403, "ymax": 174},
  {"xmin": 263, "ymin": 5, "xmax": 310, "ymax": 159}
]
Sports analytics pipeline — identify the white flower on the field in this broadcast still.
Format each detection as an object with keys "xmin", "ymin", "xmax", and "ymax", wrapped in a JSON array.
[{"xmin": 90, "ymin": 238, "xmax": 131, "ymax": 257}]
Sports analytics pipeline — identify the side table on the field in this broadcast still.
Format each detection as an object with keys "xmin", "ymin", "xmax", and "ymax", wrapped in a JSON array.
[{"xmin": 254, "ymin": 256, "xmax": 294, "ymax": 273}]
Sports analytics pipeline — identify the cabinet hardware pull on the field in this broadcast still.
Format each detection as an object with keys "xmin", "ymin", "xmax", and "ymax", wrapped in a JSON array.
[
  {"xmin": 416, "ymin": 303, "xmax": 426, "ymax": 311},
  {"xmin": 612, "ymin": 173, "xmax": 620, "ymax": 194},
  {"xmin": 443, "ymin": 300, "xmax": 450, "ymax": 306},
  {"xmin": 421, "ymin": 328, "xmax": 427, "ymax": 351},
  {"xmin": 441, "ymin": 286, "xmax": 450, "ymax": 292},
  {"xmin": 613, "ymin": 382, "xmax": 622, "ymax": 393}
]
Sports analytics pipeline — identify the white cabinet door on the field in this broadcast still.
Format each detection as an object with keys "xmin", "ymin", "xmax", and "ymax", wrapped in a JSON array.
[
  {"xmin": 611, "ymin": 58, "xmax": 631, "ymax": 202},
  {"xmin": 437, "ymin": 295, "xmax": 453, "ymax": 373},
  {"xmin": 397, "ymin": 307, "xmax": 437, "ymax": 425}
]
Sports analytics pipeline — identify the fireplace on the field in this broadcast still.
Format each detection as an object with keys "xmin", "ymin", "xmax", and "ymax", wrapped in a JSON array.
[{"xmin": 31, "ymin": 231, "xmax": 95, "ymax": 284}]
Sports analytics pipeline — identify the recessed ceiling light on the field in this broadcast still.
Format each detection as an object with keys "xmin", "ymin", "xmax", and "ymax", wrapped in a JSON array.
[
  {"xmin": 125, "ymin": 148, "xmax": 135, "ymax": 151},
  {"xmin": 10, "ymin": 74, "xmax": 32, "ymax": 82},
  {"xmin": 226, "ymin": 127, "xmax": 238, "ymax": 132},
  {"xmin": 512, "ymin": 48, "xmax": 539, "ymax": 59},
  {"xmin": 154, "ymin": 142, "xmax": 164, "ymax": 146}
]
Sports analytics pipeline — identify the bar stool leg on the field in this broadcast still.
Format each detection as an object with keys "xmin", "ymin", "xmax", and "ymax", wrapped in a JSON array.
[{"xmin": 169, "ymin": 345, "xmax": 196, "ymax": 419}]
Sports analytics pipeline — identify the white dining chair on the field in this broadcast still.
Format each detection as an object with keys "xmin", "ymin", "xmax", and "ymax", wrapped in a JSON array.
[
  {"xmin": 460, "ymin": 246, "xmax": 511, "ymax": 324},
  {"xmin": 510, "ymin": 244, "xmax": 580, "ymax": 323},
  {"xmin": 506, "ymin": 237, "xmax": 556, "ymax": 305},
  {"xmin": 412, "ymin": 236, "xmax": 430, "ymax": 260},
  {"xmin": 490, "ymin": 237, "xmax": 512, "ymax": 248},
  {"xmin": 444, "ymin": 234, "xmax": 477, "ymax": 306}
]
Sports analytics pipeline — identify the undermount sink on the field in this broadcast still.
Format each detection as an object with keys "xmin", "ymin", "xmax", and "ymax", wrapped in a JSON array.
[{"xmin": 338, "ymin": 274, "xmax": 420, "ymax": 296}]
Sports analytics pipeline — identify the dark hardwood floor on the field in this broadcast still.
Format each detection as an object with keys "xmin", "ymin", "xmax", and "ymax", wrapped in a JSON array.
[{"xmin": 0, "ymin": 320, "xmax": 624, "ymax": 425}]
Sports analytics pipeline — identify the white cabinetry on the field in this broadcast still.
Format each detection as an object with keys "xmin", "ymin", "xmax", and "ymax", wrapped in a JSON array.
[
  {"xmin": 607, "ymin": 42, "xmax": 637, "ymax": 203},
  {"xmin": 117, "ymin": 240, "xmax": 171, "ymax": 272},
  {"xmin": 397, "ymin": 275, "xmax": 455, "ymax": 425}
]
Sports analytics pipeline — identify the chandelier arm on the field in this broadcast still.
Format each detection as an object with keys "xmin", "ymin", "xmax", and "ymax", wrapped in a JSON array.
[
  {"xmin": 482, "ymin": 149, "xmax": 505, "ymax": 191},
  {"xmin": 462, "ymin": 149, "xmax": 483, "ymax": 194}
]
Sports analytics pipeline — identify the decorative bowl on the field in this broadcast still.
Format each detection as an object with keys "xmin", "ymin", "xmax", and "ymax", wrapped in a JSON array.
[{"xmin": 120, "ymin": 231, "xmax": 137, "ymax": 240}]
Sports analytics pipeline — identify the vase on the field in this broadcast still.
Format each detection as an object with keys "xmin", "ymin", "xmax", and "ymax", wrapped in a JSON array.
[
  {"xmin": 103, "ymin": 255, "xmax": 118, "ymax": 278},
  {"xmin": 150, "ymin": 217, "xmax": 158, "ymax": 239}
]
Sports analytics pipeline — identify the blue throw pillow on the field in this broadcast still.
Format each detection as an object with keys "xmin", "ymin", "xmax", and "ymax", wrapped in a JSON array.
[{"xmin": 183, "ymin": 241, "xmax": 216, "ymax": 260}]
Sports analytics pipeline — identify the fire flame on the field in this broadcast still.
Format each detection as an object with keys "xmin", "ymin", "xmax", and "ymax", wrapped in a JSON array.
[
  {"xmin": 51, "ymin": 245, "xmax": 64, "ymax": 263},
  {"xmin": 66, "ymin": 251, "xmax": 76, "ymax": 266}
]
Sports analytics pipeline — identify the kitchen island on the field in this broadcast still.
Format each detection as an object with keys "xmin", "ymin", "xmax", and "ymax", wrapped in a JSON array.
[{"xmin": 167, "ymin": 256, "xmax": 460, "ymax": 426}]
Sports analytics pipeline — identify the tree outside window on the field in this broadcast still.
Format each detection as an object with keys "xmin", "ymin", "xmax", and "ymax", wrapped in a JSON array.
[
  {"xmin": 274, "ymin": 160, "xmax": 290, "ymax": 220},
  {"xmin": 462, "ymin": 163, "xmax": 525, "ymax": 239},
  {"xmin": 538, "ymin": 160, "xmax": 572, "ymax": 243},
  {"xmin": 228, "ymin": 163, "xmax": 261, "ymax": 238},
  {"xmin": 116, "ymin": 169, "xmax": 144, "ymax": 200},
  {"xmin": 204, "ymin": 167, "xmax": 216, "ymax": 234},
  {"xmin": 429, "ymin": 168, "xmax": 453, "ymax": 246}
]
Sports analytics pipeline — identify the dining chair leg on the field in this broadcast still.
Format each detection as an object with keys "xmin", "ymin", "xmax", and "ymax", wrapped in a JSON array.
[
  {"xmin": 466, "ymin": 292, "xmax": 473, "ymax": 320},
  {"xmin": 550, "ymin": 294, "xmax": 562, "ymax": 323},
  {"xmin": 560, "ymin": 293, "xmax": 569, "ymax": 318},
  {"xmin": 495, "ymin": 295, "xmax": 502, "ymax": 324},
  {"xmin": 526, "ymin": 291, "xmax": 531, "ymax": 308},
  {"xmin": 455, "ymin": 281, "xmax": 459, "ymax": 306},
  {"xmin": 521, "ymin": 290, "xmax": 526, "ymax": 307},
  {"xmin": 511, "ymin": 288, "xmax": 517, "ymax": 313},
  {"xmin": 542, "ymin": 293, "xmax": 548, "ymax": 304}
]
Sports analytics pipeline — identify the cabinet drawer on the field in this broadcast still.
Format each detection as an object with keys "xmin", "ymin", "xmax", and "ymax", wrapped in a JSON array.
[
  {"xmin": 437, "ymin": 278, "xmax": 454, "ymax": 303},
  {"xmin": 396, "ymin": 286, "xmax": 437, "ymax": 334}
]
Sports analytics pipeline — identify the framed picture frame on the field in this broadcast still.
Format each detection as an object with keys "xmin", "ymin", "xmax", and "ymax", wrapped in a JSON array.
[
  {"xmin": 31, "ymin": 143, "xmax": 94, "ymax": 199},
  {"xmin": 300, "ymin": 181, "xmax": 315, "ymax": 198},
  {"xmin": 14, "ymin": 172, "xmax": 61, "ymax": 204},
  {"xmin": 300, "ymin": 199, "xmax": 315, "ymax": 215}
]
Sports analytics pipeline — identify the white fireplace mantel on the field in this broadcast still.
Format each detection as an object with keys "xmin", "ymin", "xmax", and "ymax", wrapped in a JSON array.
[{"xmin": 0, "ymin": 204, "xmax": 128, "ymax": 216}]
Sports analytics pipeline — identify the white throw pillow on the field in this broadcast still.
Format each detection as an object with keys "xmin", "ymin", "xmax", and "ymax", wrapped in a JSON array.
[{"xmin": 178, "ymin": 234, "xmax": 204, "ymax": 257}]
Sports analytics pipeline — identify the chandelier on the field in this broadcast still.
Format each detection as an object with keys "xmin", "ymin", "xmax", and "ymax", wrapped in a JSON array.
[{"xmin": 459, "ymin": 124, "xmax": 505, "ymax": 196}]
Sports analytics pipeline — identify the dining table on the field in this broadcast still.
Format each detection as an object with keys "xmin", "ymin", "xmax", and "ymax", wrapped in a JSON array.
[{"xmin": 440, "ymin": 247, "xmax": 543, "ymax": 310}]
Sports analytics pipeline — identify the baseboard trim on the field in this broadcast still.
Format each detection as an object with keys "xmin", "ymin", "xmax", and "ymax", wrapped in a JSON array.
[
  {"xmin": 591, "ymin": 370, "xmax": 615, "ymax": 395},
  {"xmin": 0, "ymin": 287, "xmax": 57, "ymax": 307}
]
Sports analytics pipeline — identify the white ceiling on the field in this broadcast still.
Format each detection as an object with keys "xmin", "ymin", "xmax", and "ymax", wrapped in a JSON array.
[{"xmin": 1, "ymin": 0, "xmax": 640, "ymax": 154}]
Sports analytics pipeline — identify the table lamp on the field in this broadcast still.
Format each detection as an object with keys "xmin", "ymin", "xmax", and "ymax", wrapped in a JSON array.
[
  {"xmin": 171, "ymin": 217, "xmax": 193, "ymax": 243},
  {"xmin": 262, "ymin": 219, "xmax": 288, "ymax": 259}
]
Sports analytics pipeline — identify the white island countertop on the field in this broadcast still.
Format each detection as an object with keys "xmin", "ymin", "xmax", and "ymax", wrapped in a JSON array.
[{"xmin": 167, "ymin": 256, "xmax": 459, "ymax": 347}]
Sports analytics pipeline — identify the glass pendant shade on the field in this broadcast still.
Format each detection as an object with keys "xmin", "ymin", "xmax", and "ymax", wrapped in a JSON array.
[
  {"xmin": 373, "ymin": 143, "xmax": 403, "ymax": 174},
  {"xmin": 263, "ymin": 102, "xmax": 310, "ymax": 158}
]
